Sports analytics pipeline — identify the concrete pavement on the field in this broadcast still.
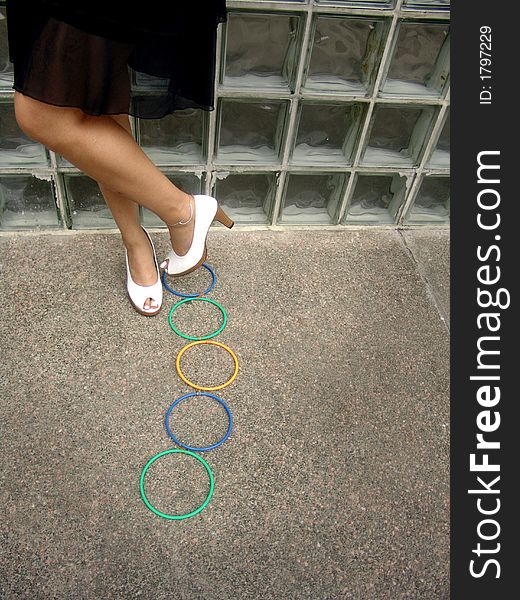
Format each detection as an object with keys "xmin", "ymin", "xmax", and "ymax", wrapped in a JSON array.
[{"xmin": 0, "ymin": 228, "xmax": 450, "ymax": 600}]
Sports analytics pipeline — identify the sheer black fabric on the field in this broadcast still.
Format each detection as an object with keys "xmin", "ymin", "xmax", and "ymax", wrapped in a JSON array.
[{"xmin": 6, "ymin": 1, "xmax": 228, "ymax": 119}]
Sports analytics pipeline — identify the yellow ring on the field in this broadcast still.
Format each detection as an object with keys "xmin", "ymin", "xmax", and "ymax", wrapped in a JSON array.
[{"xmin": 176, "ymin": 340, "xmax": 239, "ymax": 391}]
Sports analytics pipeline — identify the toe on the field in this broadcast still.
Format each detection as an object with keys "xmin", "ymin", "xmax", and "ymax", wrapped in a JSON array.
[
  {"xmin": 161, "ymin": 258, "xmax": 173, "ymax": 275},
  {"xmin": 144, "ymin": 298, "xmax": 159, "ymax": 311}
]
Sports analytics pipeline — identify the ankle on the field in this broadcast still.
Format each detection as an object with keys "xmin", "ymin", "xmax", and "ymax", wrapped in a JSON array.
[
  {"xmin": 166, "ymin": 192, "xmax": 193, "ymax": 227},
  {"xmin": 122, "ymin": 227, "xmax": 148, "ymax": 251}
]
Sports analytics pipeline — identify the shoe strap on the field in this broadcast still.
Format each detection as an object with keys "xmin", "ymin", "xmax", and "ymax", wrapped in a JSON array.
[{"xmin": 168, "ymin": 195, "xmax": 194, "ymax": 227}]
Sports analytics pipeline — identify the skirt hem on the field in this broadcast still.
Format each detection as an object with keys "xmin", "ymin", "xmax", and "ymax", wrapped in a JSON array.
[{"xmin": 13, "ymin": 86, "xmax": 217, "ymax": 120}]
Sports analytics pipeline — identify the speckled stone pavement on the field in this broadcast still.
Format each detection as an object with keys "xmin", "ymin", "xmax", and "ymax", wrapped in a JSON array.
[{"xmin": 0, "ymin": 228, "xmax": 449, "ymax": 600}]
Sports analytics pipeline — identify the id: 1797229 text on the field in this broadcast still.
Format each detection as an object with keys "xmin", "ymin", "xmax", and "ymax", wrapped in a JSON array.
[{"xmin": 480, "ymin": 26, "xmax": 492, "ymax": 105}]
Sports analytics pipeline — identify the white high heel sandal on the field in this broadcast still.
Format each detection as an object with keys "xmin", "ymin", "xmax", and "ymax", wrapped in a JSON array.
[
  {"xmin": 126, "ymin": 227, "xmax": 163, "ymax": 316},
  {"xmin": 160, "ymin": 194, "xmax": 234, "ymax": 277}
]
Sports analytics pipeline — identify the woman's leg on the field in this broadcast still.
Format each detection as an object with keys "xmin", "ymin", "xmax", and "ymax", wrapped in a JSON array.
[
  {"xmin": 100, "ymin": 113, "xmax": 159, "ymax": 310},
  {"xmin": 14, "ymin": 92, "xmax": 195, "ymax": 260}
]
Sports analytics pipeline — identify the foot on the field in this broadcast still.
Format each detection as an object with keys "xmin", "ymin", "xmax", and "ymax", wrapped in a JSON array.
[
  {"xmin": 125, "ymin": 228, "xmax": 160, "ymax": 311},
  {"xmin": 160, "ymin": 193, "xmax": 195, "ymax": 272}
]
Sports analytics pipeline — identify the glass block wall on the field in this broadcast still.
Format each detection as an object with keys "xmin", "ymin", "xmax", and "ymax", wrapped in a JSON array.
[{"xmin": 0, "ymin": 0, "xmax": 450, "ymax": 231}]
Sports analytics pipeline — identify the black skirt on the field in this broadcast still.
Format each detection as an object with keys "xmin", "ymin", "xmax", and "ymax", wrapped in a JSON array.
[{"xmin": 6, "ymin": 1, "xmax": 228, "ymax": 119}]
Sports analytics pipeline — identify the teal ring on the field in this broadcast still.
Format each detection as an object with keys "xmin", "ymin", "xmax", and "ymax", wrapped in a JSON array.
[
  {"xmin": 168, "ymin": 297, "xmax": 227, "ymax": 341},
  {"xmin": 139, "ymin": 449, "xmax": 215, "ymax": 520}
]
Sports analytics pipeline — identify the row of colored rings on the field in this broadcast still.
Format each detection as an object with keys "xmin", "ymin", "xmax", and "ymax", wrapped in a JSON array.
[{"xmin": 140, "ymin": 264, "xmax": 237, "ymax": 520}]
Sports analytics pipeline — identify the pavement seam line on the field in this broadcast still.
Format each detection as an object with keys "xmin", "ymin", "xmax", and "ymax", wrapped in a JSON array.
[{"xmin": 397, "ymin": 230, "xmax": 450, "ymax": 334}]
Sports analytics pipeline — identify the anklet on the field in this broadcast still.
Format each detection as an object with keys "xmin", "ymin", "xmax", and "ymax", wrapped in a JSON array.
[{"xmin": 168, "ymin": 195, "xmax": 194, "ymax": 227}]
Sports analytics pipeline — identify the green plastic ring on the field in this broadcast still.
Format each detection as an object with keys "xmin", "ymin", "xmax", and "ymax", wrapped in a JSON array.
[
  {"xmin": 168, "ymin": 297, "xmax": 227, "ymax": 341},
  {"xmin": 139, "ymin": 449, "xmax": 215, "ymax": 520}
]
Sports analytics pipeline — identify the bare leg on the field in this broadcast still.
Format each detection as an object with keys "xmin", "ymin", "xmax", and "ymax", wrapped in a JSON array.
[
  {"xmin": 14, "ymin": 92, "xmax": 195, "ymax": 261},
  {"xmin": 98, "ymin": 114, "xmax": 159, "ymax": 310}
]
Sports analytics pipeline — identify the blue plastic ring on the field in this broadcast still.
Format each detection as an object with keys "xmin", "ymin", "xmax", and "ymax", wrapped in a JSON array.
[
  {"xmin": 165, "ymin": 392, "xmax": 233, "ymax": 452},
  {"xmin": 162, "ymin": 263, "xmax": 216, "ymax": 298}
]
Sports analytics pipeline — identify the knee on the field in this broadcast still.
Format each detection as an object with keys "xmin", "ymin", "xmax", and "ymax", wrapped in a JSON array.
[
  {"xmin": 14, "ymin": 92, "xmax": 84, "ymax": 148},
  {"xmin": 14, "ymin": 92, "xmax": 49, "ymax": 143}
]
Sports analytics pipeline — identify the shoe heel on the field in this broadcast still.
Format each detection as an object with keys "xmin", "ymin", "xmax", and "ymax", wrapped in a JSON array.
[{"xmin": 215, "ymin": 205, "xmax": 234, "ymax": 229}]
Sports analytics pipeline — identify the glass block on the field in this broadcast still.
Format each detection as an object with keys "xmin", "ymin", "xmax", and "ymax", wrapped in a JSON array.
[
  {"xmin": 214, "ymin": 172, "xmax": 275, "ymax": 224},
  {"xmin": 56, "ymin": 153, "xmax": 76, "ymax": 167},
  {"xmin": 361, "ymin": 104, "xmax": 435, "ymax": 167},
  {"xmin": 343, "ymin": 173, "xmax": 407, "ymax": 224},
  {"xmin": 304, "ymin": 16, "xmax": 387, "ymax": 96},
  {"xmin": 141, "ymin": 174, "xmax": 203, "ymax": 228},
  {"xmin": 222, "ymin": 12, "xmax": 300, "ymax": 91},
  {"xmin": 0, "ymin": 102, "xmax": 48, "ymax": 167},
  {"xmin": 216, "ymin": 99, "xmax": 288, "ymax": 164},
  {"xmin": 381, "ymin": 22, "xmax": 450, "ymax": 98},
  {"xmin": 279, "ymin": 172, "xmax": 347, "ymax": 224},
  {"xmin": 403, "ymin": 1, "xmax": 450, "ymax": 9},
  {"xmin": 291, "ymin": 102, "xmax": 364, "ymax": 165},
  {"xmin": 131, "ymin": 71, "xmax": 169, "ymax": 93},
  {"xmin": 0, "ymin": 7, "xmax": 14, "ymax": 89},
  {"xmin": 64, "ymin": 175, "xmax": 114, "ymax": 229},
  {"xmin": 0, "ymin": 175, "xmax": 59, "ymax": 230},
  {"xmin": 405, "ymin": 176, "xmax": 449, "ymax": 223},
  {"xmin": 139, "ymin": 110, "xmax": 204, "ymax": 165},
  {"xmin": 428, "ymin": 109, "xmax": 449, "ymax": 168},
  {"xmin": 316, "ymin": 1, "xmax": 394, "ymax": 7}
]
